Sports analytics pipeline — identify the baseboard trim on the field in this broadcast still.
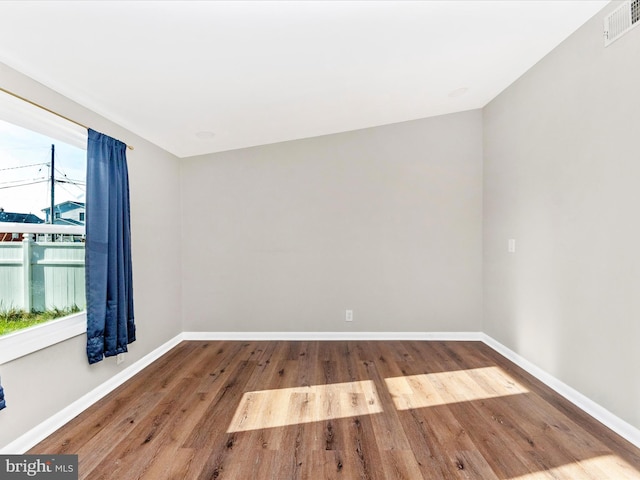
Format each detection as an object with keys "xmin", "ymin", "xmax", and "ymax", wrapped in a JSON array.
[
  {"xmin": 1, "ymin": 333, "xmax": 185, "ymax": 454},
  {"xmin": 182, "ymin": 331, "xmax": 484, "ymax": 341},
  {"xmin": 481, "ymin": 333, "xmax": 640, "ymax": 449}
]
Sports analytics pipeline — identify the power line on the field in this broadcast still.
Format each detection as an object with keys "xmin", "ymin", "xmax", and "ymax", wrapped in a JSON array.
[
  {"xmin": 55, "ymin": 182, "xmax": 86, "ymax": 200},
  {"xmin": 53, "ymin": 168, "xmax": 85, "ymax": 184},
  {"xmin": 0, "ymin": 179, "xmax": 49, "ymax": 190},
  {"xmin": 0, "ymin": 176, "xmax": 47, "ymax": 186},
  {"xmin": 0, "ymin": 162, "xmax": 48, "ymax": 172},
  {"xmin": 57, "ymin": 178, "xmax": 86, "ymax": 186}
]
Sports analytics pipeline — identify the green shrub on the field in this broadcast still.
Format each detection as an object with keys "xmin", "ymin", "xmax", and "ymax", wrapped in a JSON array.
[{"xmin": 0, "ymin": 305, "xmax": 81, "ymax": 336}]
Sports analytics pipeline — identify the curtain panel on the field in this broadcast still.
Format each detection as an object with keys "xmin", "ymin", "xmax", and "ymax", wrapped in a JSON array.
[{"xmin": 85, "ymin": 129, "xmax": 135, "ymax": 365}]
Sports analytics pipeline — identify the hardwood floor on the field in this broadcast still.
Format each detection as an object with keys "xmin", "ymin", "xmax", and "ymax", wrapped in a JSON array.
[{"xmin": 31, "ymin": 341, "xmax": 640, "ymax": 479}]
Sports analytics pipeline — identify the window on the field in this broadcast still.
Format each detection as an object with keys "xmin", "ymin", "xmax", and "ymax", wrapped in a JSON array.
[{"xmin": 0, "ymin": 89, "xmax": 88, "ymax": 363}]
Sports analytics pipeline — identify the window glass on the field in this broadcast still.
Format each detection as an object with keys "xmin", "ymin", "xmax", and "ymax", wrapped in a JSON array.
[{"xmin": 0, "ymin": 118, "xmax": 87, "ymax": 336}]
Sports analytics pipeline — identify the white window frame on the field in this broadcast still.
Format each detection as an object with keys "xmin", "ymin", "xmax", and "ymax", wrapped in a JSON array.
[{"xmin": 0, "ymin": 222, "xmax": 86, "ymax": 364}]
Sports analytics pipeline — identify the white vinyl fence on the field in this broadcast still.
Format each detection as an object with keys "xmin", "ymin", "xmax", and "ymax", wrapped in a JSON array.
[{"xmin": 0, "ymin": 223, "xmax": 85, "ymax": 313}]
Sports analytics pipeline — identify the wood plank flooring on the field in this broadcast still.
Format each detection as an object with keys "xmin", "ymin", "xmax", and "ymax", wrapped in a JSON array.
[{"xmin": 30, "ymin": 341, "xmax": 640, "ymax": 479}]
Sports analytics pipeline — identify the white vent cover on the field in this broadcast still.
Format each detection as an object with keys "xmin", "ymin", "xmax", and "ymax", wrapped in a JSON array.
[{"xmin": 604, "ymin": 0, "xmax": 640, "ymax": 46}]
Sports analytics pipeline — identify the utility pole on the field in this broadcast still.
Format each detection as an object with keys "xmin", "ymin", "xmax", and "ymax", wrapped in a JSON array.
[{"xmin": 50, "ymin": 144, "xmax": 55, "ymax": 225}]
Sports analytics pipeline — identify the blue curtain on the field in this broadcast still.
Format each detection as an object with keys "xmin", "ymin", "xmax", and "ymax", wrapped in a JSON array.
[
  {"xmin": 85, "ymin": 129, "xmax": 135, "ymax": 364},
  {"xmin": 0, "ymin": 380, "xmax": 5, "ymax": 410}
]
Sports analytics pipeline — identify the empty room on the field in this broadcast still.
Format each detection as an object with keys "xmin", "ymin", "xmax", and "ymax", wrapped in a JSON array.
[{"xmin": 0, "ymin": 1, "xmax": 639, "ymax": 478}]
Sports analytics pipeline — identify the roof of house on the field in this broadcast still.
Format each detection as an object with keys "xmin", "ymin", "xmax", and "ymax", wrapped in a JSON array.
[
  {"xmin": 41, "ymin": 201, "xmax": 85, "ymax": 214},
  {"xmin": 52, "ymin": 217, "xmax": 84, "ymax": 226},
  {"xmin": 0, "ymin": 210, "xmax": 45, "ymax": 224}
]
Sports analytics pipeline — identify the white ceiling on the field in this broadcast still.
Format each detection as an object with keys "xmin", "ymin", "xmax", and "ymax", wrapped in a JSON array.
[{"xmin": 0, "ymin": 1, "xmax": 609, "ymax": 158}]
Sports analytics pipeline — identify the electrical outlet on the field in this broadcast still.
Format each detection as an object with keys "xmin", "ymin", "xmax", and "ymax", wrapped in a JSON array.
[
  {"xmin": 345, "ymin": 309, "xmax": 353, "ymax": 322},
  {"xmin": 508, "ymin": 239, "xmax": 516, "ymax": 253},
  {"xmin": 116, "ymin": 353, "xmax": 125, "ymax": 365}
]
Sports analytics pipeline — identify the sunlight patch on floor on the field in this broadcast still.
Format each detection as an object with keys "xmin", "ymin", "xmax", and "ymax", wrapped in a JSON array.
[
  {"xmin": 227, "ymin": 380, "xmax": 382, "ymax": 433},
  {"xmin": 385, "ymin": 366, "xmax": 529, "ymax": 410},
  {"xmin": 507, "ymin": 454, "xmax": 640, "ymax": 479}
]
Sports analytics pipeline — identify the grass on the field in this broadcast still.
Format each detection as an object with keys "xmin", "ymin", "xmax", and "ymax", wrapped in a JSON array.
[{"xmin": 0, "ymin": 305, "xmax": 81, "ymax": 336}]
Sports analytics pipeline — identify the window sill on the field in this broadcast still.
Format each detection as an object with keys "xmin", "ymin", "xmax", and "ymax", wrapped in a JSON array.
[{"xmin": 0, "ymin": 312, "xmax": 86, "ymax": 365}]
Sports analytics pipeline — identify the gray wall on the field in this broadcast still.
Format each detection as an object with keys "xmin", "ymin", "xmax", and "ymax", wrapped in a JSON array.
[
  {"xmin": 483, "ymin": 2, "xmax": 640, "ymax": 429},
  {"xmin": 0, "ymin": 63, "xmax": 183, "ymax": 449},
  {"xmin": 181, "ymin": 110, "xmax": 483, "ymax": 333}
]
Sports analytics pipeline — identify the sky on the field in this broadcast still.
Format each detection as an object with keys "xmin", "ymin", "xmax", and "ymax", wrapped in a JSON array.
[{"xmin": 0, "ymin": 119, "xmax": 86, "ymax": 219}]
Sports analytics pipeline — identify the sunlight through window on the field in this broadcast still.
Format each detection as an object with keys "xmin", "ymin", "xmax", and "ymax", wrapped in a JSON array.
[
  {"xmin": 227, "ymin": 380, "xmax": 382, "ymax": 433},
  {"xmin": 507, "ymin": 454, "xmax": 639, "ymax": 479},
  {"xmin": 385, "ymin": 366, "xmax": 529, "ymax": 410}
]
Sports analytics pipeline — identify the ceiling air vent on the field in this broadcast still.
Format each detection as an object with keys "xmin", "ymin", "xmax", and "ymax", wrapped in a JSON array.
[{"xmin": 604, "ymin": 0, "xmax": 639, "ymax": 46}]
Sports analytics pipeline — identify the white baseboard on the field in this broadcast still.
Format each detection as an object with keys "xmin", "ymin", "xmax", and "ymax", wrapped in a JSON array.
[
  {"xmin": 4, "ymin": 331, "xmax": 639, "ymax": 453},
  {"xmin": 182, "ymin": 331, "xmax": 484, "ymax": 341},
  {"xmin": 0, "ymin": 333, "xmax": 185, "ymax": 454},
  {"xmin": 481, "ymin": 333, "xmax": 640, "ymax": 449}
]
